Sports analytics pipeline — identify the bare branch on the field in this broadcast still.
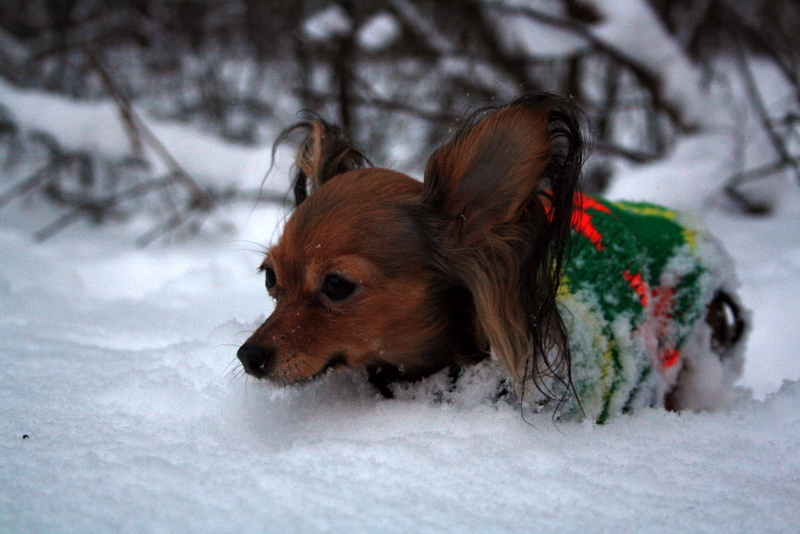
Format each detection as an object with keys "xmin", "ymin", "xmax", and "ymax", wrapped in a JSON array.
[
  {"xmin": 481, "ymin": 0, "xmax": 697, "ymax": 131},
  {"xmin": 733, "ymin": 43, "xmax": 800, "ymax": 185},
  {"xmin": 87, "ymin": 50, "xmax": 214, "ymax": 210}
]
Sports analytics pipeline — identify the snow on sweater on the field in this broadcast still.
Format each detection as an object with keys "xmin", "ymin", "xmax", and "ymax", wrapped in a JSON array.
[{"xmin": 556, "ymin": 193, "xmax": 731, "ymax": 422}]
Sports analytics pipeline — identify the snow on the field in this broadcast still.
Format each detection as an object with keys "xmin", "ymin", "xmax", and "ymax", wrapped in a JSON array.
[
  {"xmin": 0, "ymin": 80, "xmax": 284, "ymax": 191},
  {"xmin": 490, "ymin": 2, "xmax": 588, "ymax": 58},
  {"xmin": 357, "ymin": 13, "xmax": 402, "ymax": 52},
  {"xmin": 3, "ymin": 74, "xmax": 800, "ymax": 534},
  {"xmin": 302, "ymin": 4, "xmax": 353, "ymax": 42},
  {"xmin": 605, "ymin": 131, "xmax": 736, "ymax": 212},
  {"xmin": 587, "ymin": 0, "xmax": 715, "ymax": 128}
]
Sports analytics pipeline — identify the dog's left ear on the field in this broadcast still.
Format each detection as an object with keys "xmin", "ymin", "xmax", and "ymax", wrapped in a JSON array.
[
  {"xmin": 276, "ymin": 119, "xmax": 369, "ymax": 206},
  {"xmin": 422, "ymin": 95, "xmax": 553, "ymax": 240},
  {"xmin": 421, "ymin": 93, "xmax": 584, "ymax": 393}
]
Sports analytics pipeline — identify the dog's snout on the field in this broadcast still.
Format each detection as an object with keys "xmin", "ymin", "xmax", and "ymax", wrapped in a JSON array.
[{"xmin": 237, "ymin": 344, "xmax": 275, "ymax": 379}]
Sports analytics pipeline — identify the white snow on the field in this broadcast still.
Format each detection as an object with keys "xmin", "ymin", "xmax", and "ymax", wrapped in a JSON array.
[
  {"xmin": 3, "ymin": 68, "xmax": 800, "ymax": 534},
  {"xmin": 587, "ymin": 0, "xmax": 715, "ymax": 128},
  {"xmin": 605, "ymin": 131, "xmax": 737, "ymax": 212},
  {"xmin": 357, "ymin": 13, "xmax": 402, "ymax": 52},
  {"xmin": 490, "ymin": 3, "xmax": 588, "ymax": 58},
  {"xmin": 302, "ymin": 4, "xmax": 353, "ymax": 42},
  {"xmin": 0, "ymin": 80, "xmax": 285, "ymax": 191}
]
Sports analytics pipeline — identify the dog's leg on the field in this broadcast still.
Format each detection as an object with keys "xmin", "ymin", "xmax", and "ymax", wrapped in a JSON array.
[
  {"xmin": 367, "ymin": 365, "xmax": 401, "ymax": 399},
  {"xmin": 706, "ymin": 290, "xmax": 747, "ymax": 358},
  {"xmin": 665, "ymin": 288, "xmax": 748, "ymax": 411}
]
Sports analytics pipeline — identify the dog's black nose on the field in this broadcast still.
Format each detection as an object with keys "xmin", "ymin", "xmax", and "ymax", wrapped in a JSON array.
[{"xmin": 237, "ymin": 344, "xmax": 275, "ymax": 379}]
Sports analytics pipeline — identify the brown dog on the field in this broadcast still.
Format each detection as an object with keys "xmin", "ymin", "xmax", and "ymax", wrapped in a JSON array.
[{"xmin": 238, "ymin": 94, "xmax": 747, "ymax": 421}]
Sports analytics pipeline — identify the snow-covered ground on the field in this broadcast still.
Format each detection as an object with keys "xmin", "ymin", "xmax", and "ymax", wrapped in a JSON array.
[{"xmin": 2, "ymin": 89, "xmax": 800, "ymax": 532}]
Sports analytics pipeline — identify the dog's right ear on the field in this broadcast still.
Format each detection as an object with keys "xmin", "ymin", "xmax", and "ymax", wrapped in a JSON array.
[{"xmin": 275, "ymin": 119, "xmax": 370, "ymax": 206}]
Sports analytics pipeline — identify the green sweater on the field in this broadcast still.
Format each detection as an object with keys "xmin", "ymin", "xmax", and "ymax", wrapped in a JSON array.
[{"xmin": 558, "ymin": 194, "xmax": 717, "ymax": 422}]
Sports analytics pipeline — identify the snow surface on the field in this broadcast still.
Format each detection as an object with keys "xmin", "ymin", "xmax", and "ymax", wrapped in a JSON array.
[
  {"xmin": 3, "ymin": 77, "xmax": 800, "ymax": 534},
  {"xmin": 587, "ymin": 0, "xmax": 715, "ymax": 128}
]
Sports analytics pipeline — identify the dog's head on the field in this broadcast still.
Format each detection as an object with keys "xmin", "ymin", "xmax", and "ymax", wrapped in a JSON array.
[{"xmin": 238, "ymin": 94, "xmax": 583, "ymax": 396}]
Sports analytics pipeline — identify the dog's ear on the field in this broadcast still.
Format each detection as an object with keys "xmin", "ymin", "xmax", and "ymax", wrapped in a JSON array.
[
  {"xmin": 422, "ymin": 94, "xmax": 582, "ymax": 243},
  {"xmin": 275, "ymin": 119, "xmax": 370, "ymax": 206},
  {"xmin": 422, "ymin": 93, "xmax": 584, "ymax": 399},
  {"xmin": 422, "ymin": 95, "xmax": 550, "ymax": 239}
]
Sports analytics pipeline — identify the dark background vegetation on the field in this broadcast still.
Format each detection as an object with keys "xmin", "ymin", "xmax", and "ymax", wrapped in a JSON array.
[{"xmin": 0, "ymin": 0, "xmax": 798, "ymax": 243}]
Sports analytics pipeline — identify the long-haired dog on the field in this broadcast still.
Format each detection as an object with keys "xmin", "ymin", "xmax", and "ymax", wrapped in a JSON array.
[{"xmin": 238, "ymin": 93, "xmax": 747, "ymax": 422}]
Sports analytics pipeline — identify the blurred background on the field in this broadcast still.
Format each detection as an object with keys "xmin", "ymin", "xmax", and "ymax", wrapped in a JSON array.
[{"xmin": 0, "ymin": 0, "xmax": 798, "ymax": 244}]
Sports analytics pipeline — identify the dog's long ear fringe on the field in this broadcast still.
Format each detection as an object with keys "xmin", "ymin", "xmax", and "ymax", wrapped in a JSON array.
[
  {"xmin": 273, "ymin": 117, "xmax": 370, "ymax": 206},
  {"xmin": 423, "ymin": 93, "xmax": 584, "ymax": 410},
  {"xmin": 522, "ymin": 94, "xmax": 584, "ymax": 414}
]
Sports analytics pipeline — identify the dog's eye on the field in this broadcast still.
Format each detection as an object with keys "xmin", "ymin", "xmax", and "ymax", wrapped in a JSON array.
[
  {"xmin": 322, "ymin": 273, "xmax": 356, "ymax": 301},
  {"xmin": 263, "ymin": 266, "xmax": 277, "ymax": 290}
]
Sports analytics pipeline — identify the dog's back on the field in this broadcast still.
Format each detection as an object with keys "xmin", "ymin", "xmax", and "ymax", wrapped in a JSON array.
[{"xmin": 550, "ymin": 195, "xmax": 747, "ymax": 421}]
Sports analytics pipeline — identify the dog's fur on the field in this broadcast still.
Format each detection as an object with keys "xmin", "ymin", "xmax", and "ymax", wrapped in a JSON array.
[{"xmin": 238, "ymin": 93, "xmax": 747, "ymax": 420}]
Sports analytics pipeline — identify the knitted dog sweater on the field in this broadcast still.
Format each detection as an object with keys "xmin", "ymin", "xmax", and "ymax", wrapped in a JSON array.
[{"xmin": 556, "ymin": 193, "xmax": 729, "ymax": 422}]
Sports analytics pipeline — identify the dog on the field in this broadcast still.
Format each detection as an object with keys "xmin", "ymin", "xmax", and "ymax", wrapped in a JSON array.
[{"xmin": 238, "ymin": 93, "xmax": 747, "ymax": 422}]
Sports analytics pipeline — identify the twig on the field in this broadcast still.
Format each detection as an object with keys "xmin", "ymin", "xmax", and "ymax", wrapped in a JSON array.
[
  {"xmin": 481, "ymin": 0, "xmax": 694, "ymax": 131},
  {"xmin": 33, "ymin": 210, "xmax": 86, "ymax": 242},
  {"xmin": 135, "ymin": 210, "xmax": 194, "ymax": 247},
  {"xmin": 87, "ymin": 49, "xmax": 214, "ymax": 210},
  {"xmin": 592, "ymin": 141, "xmax": 663, "ymax": 164},
  {"xmin": 0, "ymin": 163, "xmax": 56, "ymax": 208},
  {"xmin": 388, "ymin": 0, "xmax": 456, "ymax": 54},
  {"xmin": 718, "ymin": 0, "xmax": 799, "ymax": 90},
  {"xmin": 294, "ymin": 89, "xmax": 456, "ymax": 123},
  {"xmin": 733, "ymin": 43, "xmax": 800, "ymax": 186}
]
